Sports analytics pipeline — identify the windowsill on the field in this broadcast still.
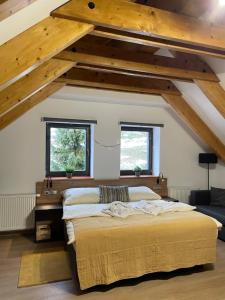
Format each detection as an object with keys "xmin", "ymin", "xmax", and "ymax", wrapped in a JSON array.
[
  {"xmin": 44, "ymin": 176, "xmax": 93, "ymax": 181},
  {"xmin": 119, "ymin": 175, "xmax": 158, "ymax": 178},
  {"xmin": 45, "ymin": 175, "xmax": 159, "ymax": 180}
]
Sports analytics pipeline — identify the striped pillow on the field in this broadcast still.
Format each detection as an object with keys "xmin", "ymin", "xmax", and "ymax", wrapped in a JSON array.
[{"xmin": 99, "ymin": 185, "xmax": 129, "ymax": 203}]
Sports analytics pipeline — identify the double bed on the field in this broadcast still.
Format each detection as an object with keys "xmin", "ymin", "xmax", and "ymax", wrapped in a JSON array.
[{"xmin": 61, "ymin": 185, "xmax": 221, "ymax": 290}]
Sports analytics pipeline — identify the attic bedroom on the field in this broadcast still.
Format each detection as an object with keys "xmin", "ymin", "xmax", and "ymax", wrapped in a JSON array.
[{"xmin": 0, "ymin": 0, "xmax": 225, "ymax": 299}]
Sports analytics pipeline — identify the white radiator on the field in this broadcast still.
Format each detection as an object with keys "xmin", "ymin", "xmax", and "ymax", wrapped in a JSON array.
[
  {"xmin": 168, "ymin": 186, "xmax": 199, "ymax": 203},
  {"xmin": 0, "ymin": 194, "xmax": 36, "ymax": 231}
]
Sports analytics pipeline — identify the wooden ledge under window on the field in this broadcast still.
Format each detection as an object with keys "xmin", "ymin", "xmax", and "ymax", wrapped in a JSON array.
[
  {"xmin": 120, "ymin": 175, "xmax": 158, "ymax": 179},
  {"xmin": 45, "ymin": 176, "xmax": 93, "ymax": 181}
]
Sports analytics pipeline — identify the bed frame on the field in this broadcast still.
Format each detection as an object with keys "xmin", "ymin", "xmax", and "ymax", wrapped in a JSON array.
[
  {"xmin": 36, "ymin": 176, "xmax": 168, "ymax": 290},
  {"xmin": 36, "ymin": 176, "xmax": 168, "ymax": 205}
]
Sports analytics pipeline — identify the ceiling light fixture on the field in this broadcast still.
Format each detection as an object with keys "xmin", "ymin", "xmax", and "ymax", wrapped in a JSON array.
[{"xmin": 219, "ymin": 0, "xmax": 225, "ymax": 6}]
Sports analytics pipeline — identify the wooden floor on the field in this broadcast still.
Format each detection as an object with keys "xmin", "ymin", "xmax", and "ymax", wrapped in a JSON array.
[{"xmin": 1, "ymin": 234, "xmax": 225, "ymax": 300}]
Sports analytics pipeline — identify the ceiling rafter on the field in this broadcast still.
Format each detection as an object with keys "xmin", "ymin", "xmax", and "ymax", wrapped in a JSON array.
[
  {"xmin": 194, "ymin": 80, "xmax": 225, "ymax": 119},
  {"xmin": 0, "ymin": 16, "xmax": 93, "ymax": 91},
  {"xmin": 0, "ymin": 58, "xmax": 75, "ymax": 115},
  {"xmin": 0, "ymin": 82, "xmax": 65, "ymax": 130}
]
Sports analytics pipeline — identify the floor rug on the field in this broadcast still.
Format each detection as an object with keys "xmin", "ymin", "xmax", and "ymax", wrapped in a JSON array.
[{"xmin": 18, "ymin": 248, "xmax": 72, "ymax": 287}]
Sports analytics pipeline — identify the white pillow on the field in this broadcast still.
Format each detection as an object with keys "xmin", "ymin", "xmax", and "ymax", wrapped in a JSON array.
[
  {"xmin": 63, "ymin": 187, "xmax": 99, "ymax": 205},
  {"xmin": 128, "ymin": 186, "xmax": 161, "ymax": 202}
]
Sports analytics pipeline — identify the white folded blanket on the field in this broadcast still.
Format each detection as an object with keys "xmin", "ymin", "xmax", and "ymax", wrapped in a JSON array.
[
  {"xmin": 134, "ymin": 200, "xmax": 196, "ymax": 215},
  {"xmin": 102, "ymin": 201, "xmax": 142, "ymax": 218},
  {"xmin": 102, "ymin": 200, "xmax": 196, "ymax": 218}
]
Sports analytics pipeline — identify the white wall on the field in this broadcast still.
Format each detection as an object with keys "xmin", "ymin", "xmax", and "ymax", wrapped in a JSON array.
[{"xmin": 0, "ymin": 87, "xmax": 224, "ymax": 194}]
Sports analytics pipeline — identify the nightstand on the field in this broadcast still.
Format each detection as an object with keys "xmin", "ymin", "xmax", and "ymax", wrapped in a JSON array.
[{"xmin": 35, "ymin": 204, "xmax": 64, "ymax": 242}]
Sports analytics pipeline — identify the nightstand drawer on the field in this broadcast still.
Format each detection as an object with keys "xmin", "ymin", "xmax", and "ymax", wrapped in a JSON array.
[
  {"xmin": 36, "ymin": 221, "xmax": 51, "ymax": 241},
  {"xmin": 35, "ymin": 205, "xmax": 63, "ymax": 242}
]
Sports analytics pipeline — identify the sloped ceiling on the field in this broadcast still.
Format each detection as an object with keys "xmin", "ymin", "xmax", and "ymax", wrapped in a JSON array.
[
  {"xmin": 0, "ymin": 0, "xmax": 68, "ymax": 46},
  {"xmin": 174, "ymin": 80, "xmax": 225, "ymax": 144},
  {"xmin": 0, "ymin": 0, "xmax": 225, "ymax": 147},
  {"xmin": 176, "ymin": 55, "xmax": 225, "ymax": 144}
]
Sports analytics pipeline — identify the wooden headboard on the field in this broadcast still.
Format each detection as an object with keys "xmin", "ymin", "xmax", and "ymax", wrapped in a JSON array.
[{"xmin": 36, "ymin": 176, "xmax": 168, "ymax": 205}]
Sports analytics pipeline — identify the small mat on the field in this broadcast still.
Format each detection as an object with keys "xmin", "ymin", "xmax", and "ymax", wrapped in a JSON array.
[{"xmin": 18, "ymin": 249, "xmax": 72, "ymax": 287}]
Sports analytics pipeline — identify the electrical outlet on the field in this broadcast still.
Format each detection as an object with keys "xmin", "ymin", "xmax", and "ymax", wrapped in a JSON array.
[{"xmin": 44, "ymin": 190, "xmax": 58, "ymax": 195}]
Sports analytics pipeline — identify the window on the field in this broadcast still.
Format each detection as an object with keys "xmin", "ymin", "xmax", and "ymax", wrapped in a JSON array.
[
  {"xmin": 120, "ymin": 126, "xmax": 153, "ymax": 175},
  {"xmin": 46, "ymin": 123, "xmax": 91, "ymax": 177}
]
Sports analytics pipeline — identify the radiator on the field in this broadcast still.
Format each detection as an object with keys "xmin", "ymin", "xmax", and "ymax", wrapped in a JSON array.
[
  {"xmin": 0, "ymin": 194, "xmax": 36, "ymax": 231},
  {"xmin": 168, "ymin": 186, "xmax": 199, "ymax": 203}
]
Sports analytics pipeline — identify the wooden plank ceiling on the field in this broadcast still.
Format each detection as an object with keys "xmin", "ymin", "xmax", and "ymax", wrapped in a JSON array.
[{"xmin": 0, "ymin": 0, "xmax": 225, "ymax": 161}]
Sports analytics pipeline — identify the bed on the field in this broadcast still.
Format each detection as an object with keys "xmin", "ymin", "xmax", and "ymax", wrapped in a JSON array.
[{"xmin": 62, "ymin": 185, "xmax": 221, "ymax": 290}]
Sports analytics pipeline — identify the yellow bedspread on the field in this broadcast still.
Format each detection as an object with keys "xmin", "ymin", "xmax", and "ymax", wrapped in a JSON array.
[{"xmin": 70, "ymin": 211, "xmax": 217, "ymax": 290}]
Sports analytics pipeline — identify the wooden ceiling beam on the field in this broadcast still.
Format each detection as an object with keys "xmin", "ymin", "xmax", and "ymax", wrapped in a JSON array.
[
  {"xmin": 0, "ymin": 82, "xmax": 65, "ymax": 130},
  {"xmin": 56, "ymin": 68, "xmax": 181, "ymax": 96},
  {"xmin": 0, "ymin": 0, "xmax": 38, "ymax": 21},
  {"xmin": 0, "ymin": 58, "xmax": 75, "ymax": 115},
  {"xmin": 56, "ymin": 51, "xmax": 218, "ymax": 82},
  {"xmin": 195, "ymin": 80, "xmax": 225, "ymax": 119},
  {"xmin": 0, "ymin": 16, "xmax": 93, "ymax": 91},
  {"xmin": 70, "ymin": 37, "xmax": 213, "ymax": 74},
  {"xmin": 52, "ymin": 0, "xmax": 225, "ymax": 52},
  {"xmin": 162, "ymin": 94, "xmax": 225, "ymax": 162},
  {"xmin": 91, "ymin": 28, "xmax": 225, "ymax": 60},
  {"xmin": 75, "ymin": 64, "xmax": 191, "ymax": 82}
]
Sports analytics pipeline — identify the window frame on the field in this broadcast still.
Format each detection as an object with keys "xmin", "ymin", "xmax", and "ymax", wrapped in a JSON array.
[
  {"xmin": 46, "ymin": 122, "xmax": 91, "ymax": 177},
  {"xmin": 120, "ymin": 126, "xmax": 153, "ymax": 176}
]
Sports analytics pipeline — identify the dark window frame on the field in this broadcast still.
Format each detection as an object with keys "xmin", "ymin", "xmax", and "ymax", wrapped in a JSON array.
[
  {"xmin": 46, "ymin": 122, "xmax": 91, "ymax": 177},
  {"xmin": 120, "ymin": 126, "xmax": 153, "ymax": 176}
]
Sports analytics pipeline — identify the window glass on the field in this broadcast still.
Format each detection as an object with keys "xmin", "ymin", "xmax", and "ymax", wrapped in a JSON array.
[
  {"xmin": 46, "ymin": 123, "xmax": 90, "ymax": 177},
  {"xmin": 120, "ymin": 126, "xmax": 152, "ymax": 175}
]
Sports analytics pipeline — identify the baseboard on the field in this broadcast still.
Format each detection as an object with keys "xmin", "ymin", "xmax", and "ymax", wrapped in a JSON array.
[{"xmin": 0, "ymin": 228, "xmax": 35, "ymax": 236}]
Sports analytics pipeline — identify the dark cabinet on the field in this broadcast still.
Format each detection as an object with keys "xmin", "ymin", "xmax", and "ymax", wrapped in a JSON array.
[{"xmin": 35, "ymin": 204, "xmax": 64, "ymax": 242}]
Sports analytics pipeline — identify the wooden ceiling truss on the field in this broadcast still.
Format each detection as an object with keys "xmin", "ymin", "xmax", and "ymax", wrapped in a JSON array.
[{"xmin": 0, "ymin": 0, "xmax": 225, "ymax": 161}]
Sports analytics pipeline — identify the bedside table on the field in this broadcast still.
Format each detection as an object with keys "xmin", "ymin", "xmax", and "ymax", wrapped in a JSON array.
[{"xmin": 35, "ymin": 204, "xmax": 64, "ymax": 242}]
